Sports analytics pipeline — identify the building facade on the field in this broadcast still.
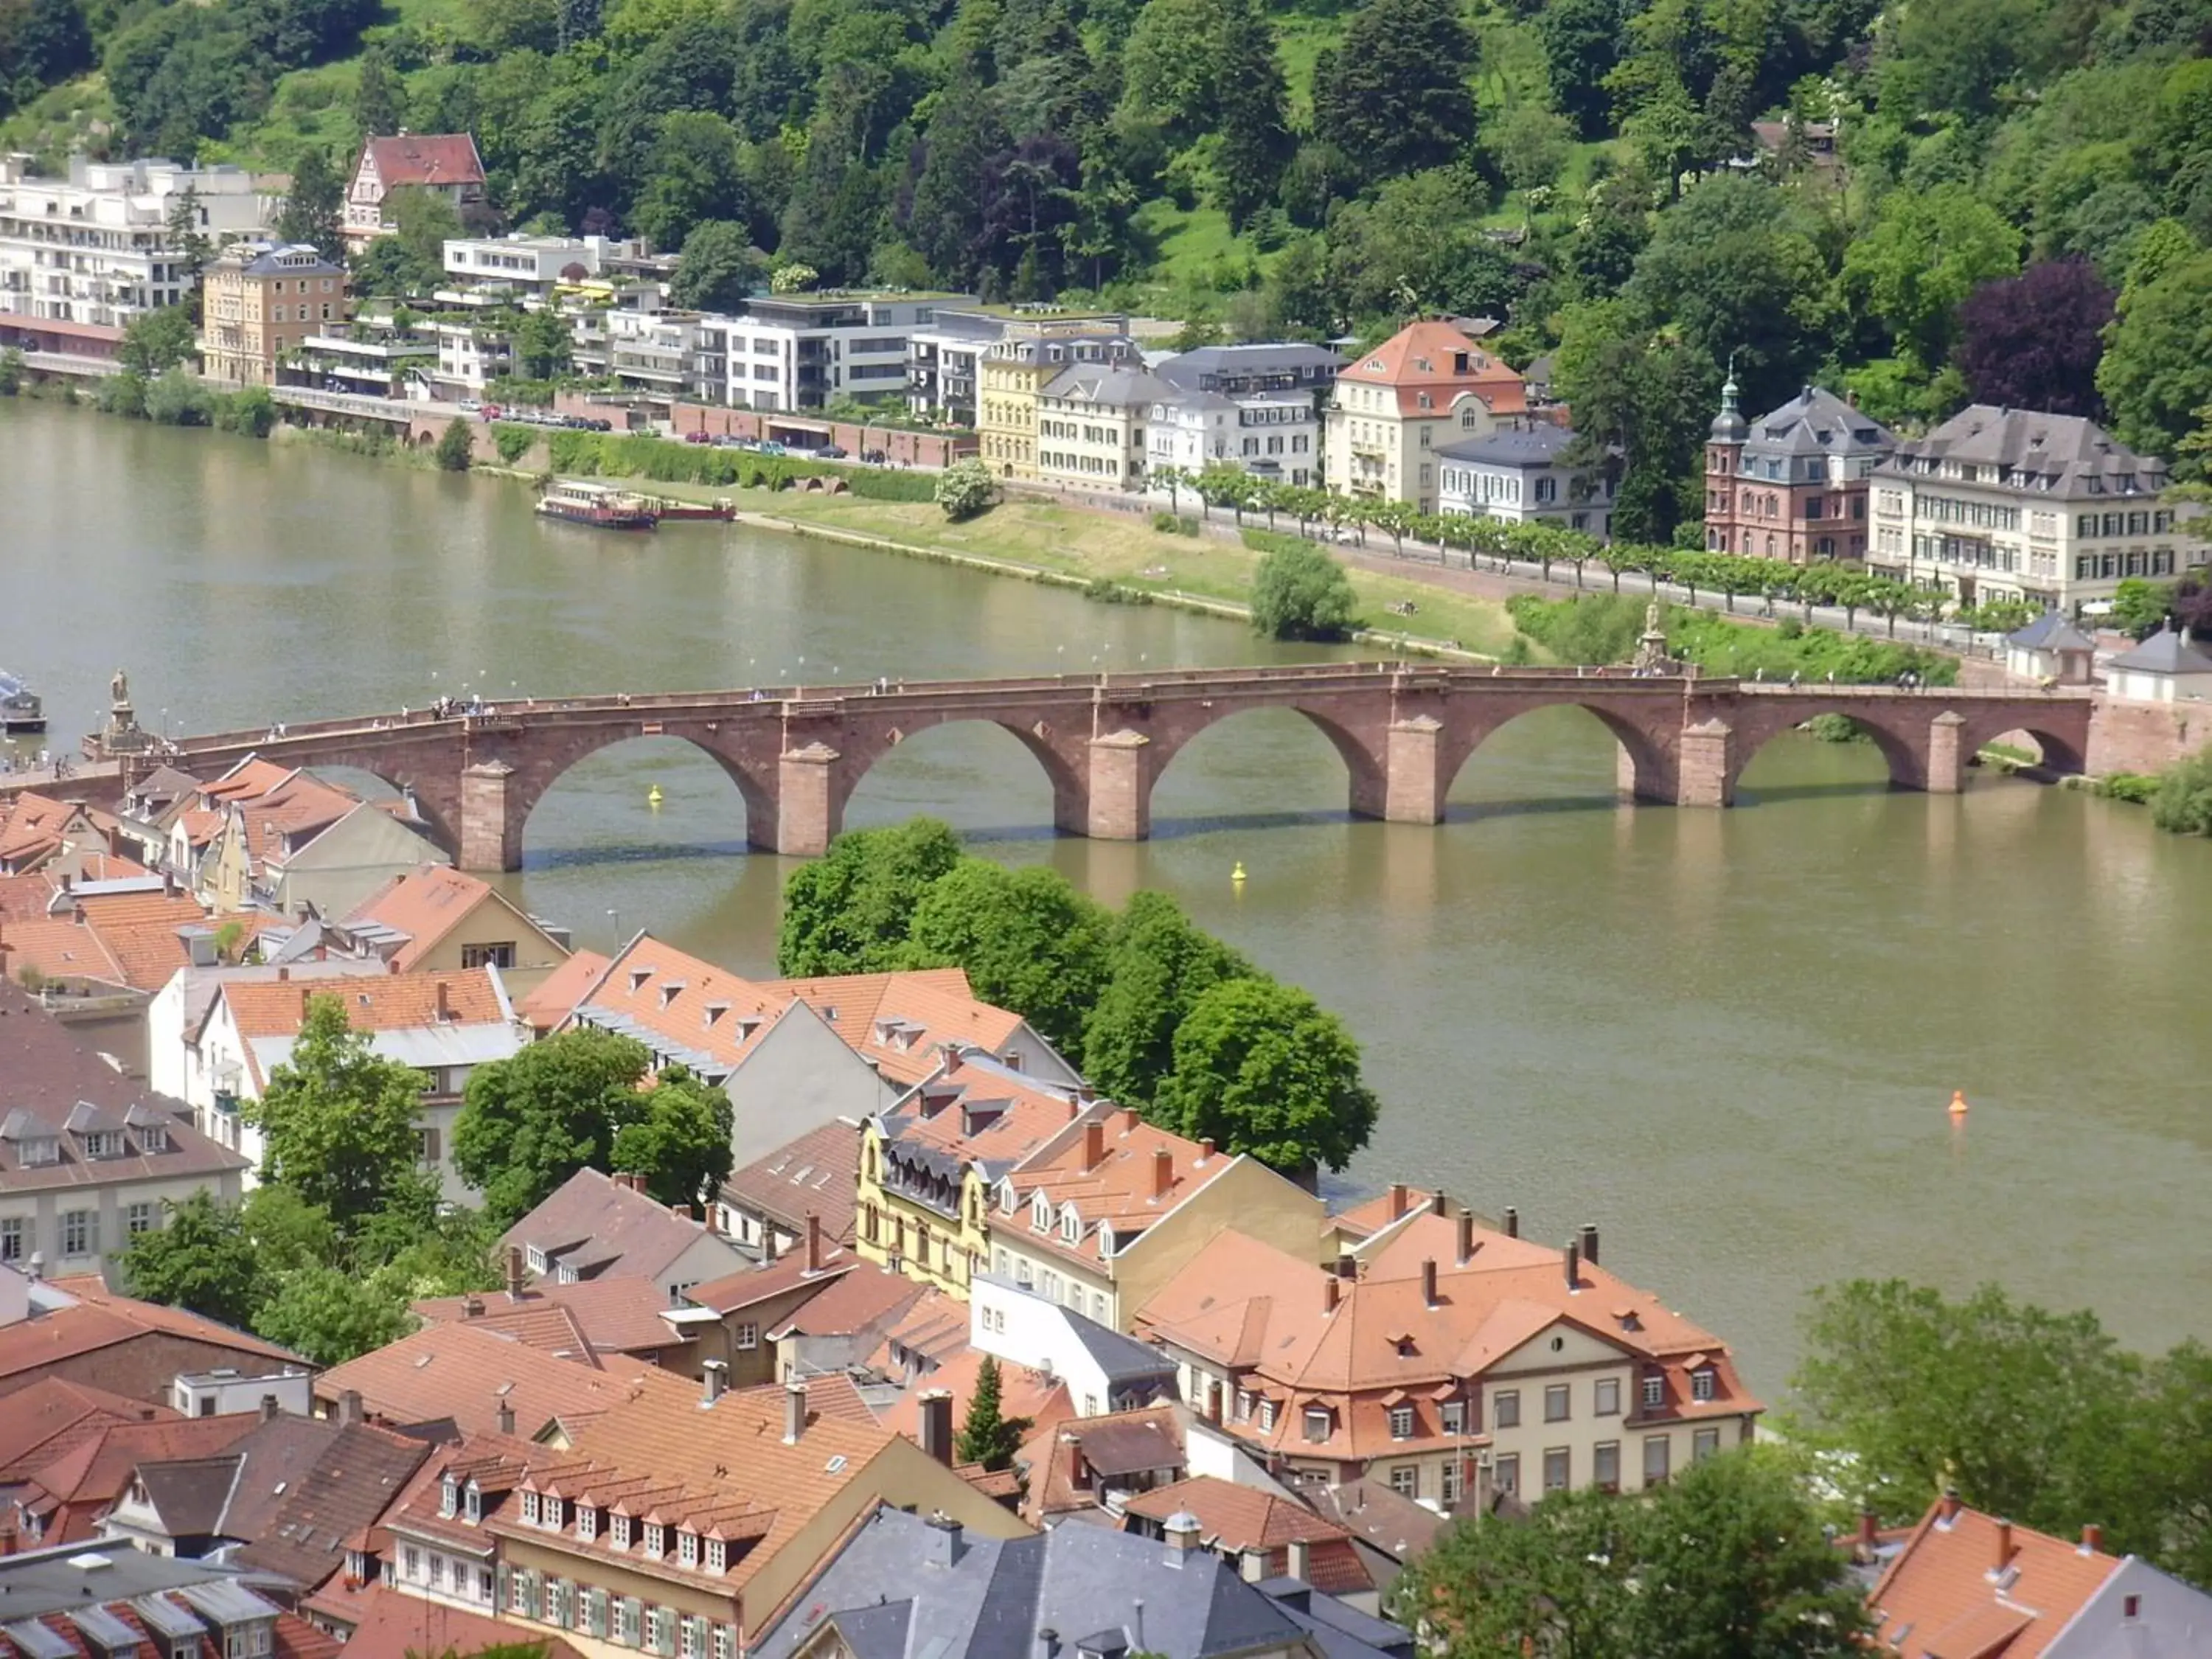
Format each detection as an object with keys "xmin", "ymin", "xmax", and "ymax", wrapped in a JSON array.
[
  {"xmin": 1436, "ymin": 421, "xmax": 1614, "ymax": 537},
  {"xmin": 1036, "ymin": 363, "xmax": 1172, "ymax": 491},
  {"xmin": 1868, "ymin": 404, "xmax": 2191, "ymax": 612},
  {"xmin": 979, "ymin": 332, "xmax": 1144, "ymax": 480},
  {"xmin": 693, "ymin": 293, "xmax": 974, "ymax": 414},
  {"xmin": 442, "ymin": 234, "xmax": 655, "ymax": 299},
  {"xmin": 908, "ymin": 307, "xmax": 1128, "ymax": 427},
  {"xmin": 342, "ymin": 135, "xmax": 487, "ymax": 253},
  {"xmin": 199, "ymin": 243, "xmax": 351, "ymax": 388},
  {"xmin": 1701, "ymin": 381, "xmax": 1894, "ymax": 562},
  {"xmin": 1324, "ymin": 321, "xmax": 1528, "ymax": 511},
  {"xmin": 0, "ymin": 155, "xmax": 265, "ymax": 330}
]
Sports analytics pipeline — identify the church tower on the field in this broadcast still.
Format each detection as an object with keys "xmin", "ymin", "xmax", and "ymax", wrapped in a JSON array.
[{"xmin": 1703, "ymin": 373, "xmax": 1747, "ymax": 551}]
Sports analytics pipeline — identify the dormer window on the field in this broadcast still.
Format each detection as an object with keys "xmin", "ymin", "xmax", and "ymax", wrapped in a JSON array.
[
  {"xmin": 521, "ymin": 1490, "xmax": 540, "ymax": 1525},
  {"xmin": 611, "ymin": 1512, "xmax": 632, "ymax": 1549},
  {"xmin": 1691, "ymin": 1368, "xmax": 1717, "ymax": 1402},
  {"xmin": 1032, "ymin": 1194, "xmax": 1051, "ymax": 1231},
  {"xmin": 541, "ymin": 1495, "xmax": 564, "ymax": 1529},
  {"xmin": 440, "ymin": 1476, "xmax": 459, "ymax": 1517},
  {"xmin": 998, "ymin": 1180, "xmax": 1018, "ymax": 1214},
  {"xmin": 658, "ymin": 981, "xmax": 685, "ymax": 1009},
  {"xmin": 644, "ymin": 1523, "xmax": 665, "ymax": 1557},
  {"xmin": 705, "ymin": 1537, "xmax": 727, "ymax": 1573},
  {"xmin": 465, "ymin": 1481, "xmax": 482, "ymax": 1522},
  {"xmin": 629, "ymin": 969, "xmax": 651, "ymax": 992},
  {"xmin": 577, "ymin": 1504, "xmax": 597, "ymax": 1541},
  {"xmin": 18, "ymin": 1135, "xmax": 60, "ymax": 1166},
  {"xmin": 1060, "ymin": 1205, "xmax": 1081, "ymax": 1243},
  {"xmin": 703, "ymin": 1003, "xmax": 729, "ymax": 1029},
  {"xmin": 678, "ymin": 1530, "xmax": 699, "ymax": 1568}
]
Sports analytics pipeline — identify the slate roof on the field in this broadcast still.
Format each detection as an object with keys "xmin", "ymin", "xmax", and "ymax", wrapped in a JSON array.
[
  {"xmin": 1153, "ymin": 343, "xmax": 1343, "ymax": 389},
  {"xmin": 1432, "ymin": 423, "xmax": 1580, "ymax": 469},
  {"xmin": 720, "ymin": 1118, "xmax": 861, "ymax": 1244},
  {"xmin": 504, "ymin": 1166, "xmax": 737, "ymax": 1285},
  {"xmin": 2105, "ymin": 626, "xmax": 2212, "ymax": 675},
  {"xmin": 749, "ymin": 1504, "xmax": 1335, "ymax": 1659},
  {"xmin": 212, "ymin": 242, "xmax": 347, "ymax": 279},
  {"xmin": 1299, "ymin": 1479, "xmax": 1445, "ymax": 1566},
  {"xmin": 1885, "ymin": 404, "xmax": 2169, "ymax": 498},
  {"xmin": 1251, "ymin": 1581, "xmax": 1415, "ymax": 1659},
  {"xmin": 1740, "ymin": 386, "xmax": 1893, "ymax": 462},
  {"xmin": 220, "ymin": 1416, "xmax": 433, "ymax": 1587},
  {"xmin": 2006, "ymin": 612, "xmax": 2096, "ymax": 653},
  {"xmin": 1040, "ymin": 364, "xmax": 1179, "ymax": 408}
]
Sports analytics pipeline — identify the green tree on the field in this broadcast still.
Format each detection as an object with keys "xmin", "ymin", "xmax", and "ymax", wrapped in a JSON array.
[
  {"xmin": 635, "ymin": 111, "xmax": 750, "ymax": 251},
  {"xmin": 1313, "ymin": 0, "xmax": 1477, "ymax": 181},
  {"xmin": 1207, "ymin": 0, "xmax": 1293, "ymax": 229},
  {"xmin": 1394, "ymin": 1486, "xmax": 1635, "ymax": 1659},
  {"xmin": 1250, "ymin": 540, "xmax": 1359, "ymax": 641},
  {"xmin": 453, "ymin": 1026, "xmax": 657, "ymax": 1224},
  {"xmin": 1841, "ymin": 184, "xmax": 2023, "ymax": 373},
  {"xmin": 164, "ymin": 184, "xmax": 214, "ymax": 310},
  {"xmin": 935, "ymin": 457, "xmax": 996, "ymax": 521},
  {"xmin": 2099, "ymin": 251, "xmax": 2212, "ymax": 467},
  {"xmin": 2151, "ymin": 752, "xmax": 2212, "ymax": 835},
  {"xmin": 246, "ymin": 993, "xmax": 438, "ymax": 1236},
  {"xmin": 0, "ymin": 346, "xmax": 23, "ymax": 395},
  {"xmin": 115, "ymin": 1190, "xmax": 265, "ymax": 1331},
  {"xmin": 610, "ymin": 1064, "xmax": 735, "ymax": 1209},
  {"xmin": 954, "ymin": 1354, "xmax": 1026, "ymax": 1470},
  {"xmin": 435, "ymin": 417, "xmax": 475, "ymax": 471},
  {"xmin": 671, "ymin": 220, "xmax": 763, "ymax": 313},
  {"xmin": 276, "ymin": 147, "xmax": 345, "ymax": 260},
  {"xmin": 254, "ymin": 1263, "xmax": 414, "ymax": 1364},
  {"xmin": 902, "ymin": 860, "xmax": 1114, "ymax": 1058},
  {"xmin": 1079, "ymin": 891, "xmax": 1253, "ymax": 1107},
  {"xmin": 390, "ymin": 187, "xmax": 465, "ymax": 289},
  {"xmin": 512, "ymin": 307, "xmax": 574, "ymax": 380},
  {"xmin": 778, "ymin": 818, "xmax": 967, "ymax": 976},
  {"xmin": 353, "ymin": 46, "xmax": 403, "ymax": 138},
  {"xmin": 2111, "ymin": 577, "xmax": 2174, "ymax": 637},
  {"xmin": 1152, "ymin": 978, "xmax": 1378, "ymax": 1172},
  {"xmin": 117, "ymin": 305, "xmax": 196, "ymax": 377},
  {"xmin": 145, "ymin": 366, "xmax": 211, "ymax": 425}
]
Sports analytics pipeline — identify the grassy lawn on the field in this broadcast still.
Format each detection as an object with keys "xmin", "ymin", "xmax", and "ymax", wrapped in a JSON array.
[{"xmin": 723, "ymin": 490, "xmax": 1528, "ymax": 659}]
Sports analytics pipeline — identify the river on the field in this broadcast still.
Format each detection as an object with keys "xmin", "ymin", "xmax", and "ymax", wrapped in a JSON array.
[{"xmin": 4, "ymin": 399, "xmax": 2208, "ymax": 1395}]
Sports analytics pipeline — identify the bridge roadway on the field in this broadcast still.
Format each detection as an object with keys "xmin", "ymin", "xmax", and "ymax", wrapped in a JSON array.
[{"xmin": 56, "ymin": 664, "xmax": 2090, "ymax": 868}]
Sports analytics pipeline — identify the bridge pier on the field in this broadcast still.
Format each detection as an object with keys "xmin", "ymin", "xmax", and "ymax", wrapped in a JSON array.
[
  {"xmin": 1677, "ymin": 719, "xmax": 1735, "ymax": 807},
  {"xmin": 777, "ymin": 742, "xmax": 841, "ymax": 857},
  {"xmin": 1926, "ymin": 710, "xmax": 1966, "ymax": 793},
  {"xmin": 1087, "ymin": 729, "xmax": 1153, "ymax": 841},
  {"xmin": 1383, "ymin": 716, "xmax": 1447, "ymax": 824},
  {"xmin": 459, "ymin": 760, "xmax": 525, "ymax": 872}
]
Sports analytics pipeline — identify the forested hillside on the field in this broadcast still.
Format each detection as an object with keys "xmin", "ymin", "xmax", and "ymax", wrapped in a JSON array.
[{"xmin": 10, "ymin": 0, "xmax": 2212, "ymax": 529}]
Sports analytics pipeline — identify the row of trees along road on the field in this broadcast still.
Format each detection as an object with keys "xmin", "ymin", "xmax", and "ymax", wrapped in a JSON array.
[
  {"xmin": 776, "ymin": 817, "xmax": 1378, "ymax": 1175},
  {"xmin": 118, "ymin": 993, "xmax": 735, "ymax": 1363}
]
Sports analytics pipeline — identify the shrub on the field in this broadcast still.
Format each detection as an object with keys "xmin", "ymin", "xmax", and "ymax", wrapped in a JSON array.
[
  {"xmin": 2098, "ymin": 773, "xmax": 2159, "ymax": 803},
  {"xmin": 145, "ymin": 367, "xmax": 211, "ymax": 426},
  {"xmin": 0, "ymin": 347, "xmax": 22, "ymax": 395},
  {"xmin": 493, "ymin": 423, "xmax": 537, "ymax": 465},
  {"xmin": 96, "ymin": 369, "xmax": 147, "ymax": 419},
  {"xmin": 2151, "ymin": 754, "xmax": 2212, "ymax": 835},
  {"xmin": 215, "ymin": 386, "xmax": 276, "ymax": 437},
  {"xmin": 1777, "ymin": 616, "xmax": 1806, "ymax": 639},
  {"xmin": 1151, "ymin": 510, "xmax": 1180, "ymax": 533},
  {"xmin": 434, "ymin": 417, "xmax": 474, "ymax": 472},
  {"xmin": 935, "ymin": 459, "xmax": 995, "ymax": 521},
  {"xmin": 1251, "ymin": 542, "xmax": 1359, "ymax": 641}
]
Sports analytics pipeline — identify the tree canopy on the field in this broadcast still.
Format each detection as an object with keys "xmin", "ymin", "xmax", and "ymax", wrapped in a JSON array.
[{"xmin": 1150, "ymin": 977, "xmax": 1378, "ymax": 1172}]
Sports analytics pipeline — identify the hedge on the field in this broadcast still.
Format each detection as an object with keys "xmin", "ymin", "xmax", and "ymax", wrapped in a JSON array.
[{"xmin": 542, "ymin": 431, "xmax": 938, "ymax": 501}]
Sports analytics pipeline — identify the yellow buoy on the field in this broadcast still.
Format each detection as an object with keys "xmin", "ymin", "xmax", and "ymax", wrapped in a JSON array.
[
  {"xmin": 647, "ymin": 785, "xmax": 664, "ymax": 809},
  {"xmin": 1231, "ymin": 861, "xmax": 1247, "ymax": 884},
  {"xmin": 1948, "ymin": 1089, "xmax": 1969, "ymax": 1117}
]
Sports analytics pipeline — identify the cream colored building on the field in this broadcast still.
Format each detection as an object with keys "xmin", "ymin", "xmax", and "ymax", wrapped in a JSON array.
[
  {"xmin": 1324, "ymin": 319, "xmax": 1529, "ymax": 511},
  {"xmin": 199, "ymin": 241, "xmax": 350, "ymax": 388},
  {"xmin": 1869, "ymin": 405, "xmax": 2194, "ymax": 613},
  {"xmin": 979, "ymin": 330, "xmax": 1142, "ymax": 481},
  {"xmin": 1035, "ymin": 362, "xmax": 1172, "ymax": 493}
]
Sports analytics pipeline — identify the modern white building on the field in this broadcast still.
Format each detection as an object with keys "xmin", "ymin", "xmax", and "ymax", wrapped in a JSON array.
[
  {"xmin": 432, "ymin": 315, "xmax": 514, "ymax": 393},
  {"xmin": 606, "ymin": 307, "xmax": 699, "ymax": 400},
  {"xmin": 0, "ymin": 153, "xmax": 266, "ymax": 329},
  {"xmin": 1869, "ymin": 405, "xmax": 2197, "ymax": 613},
  {"xmin": 441, "ymin": 232, "xmax": 658, "ymax": 297},
  {"xmin": 695, "ymin": 291, "xmax": 975, "ymax": 413},
  {"xmin": 1436, "ymin": 421, "xmax": 1615, "ymax": 538}
]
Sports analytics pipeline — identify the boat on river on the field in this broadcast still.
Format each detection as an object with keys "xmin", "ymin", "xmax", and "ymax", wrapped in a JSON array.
[
  {"xmin": 536, "ymin": 480, "xmax": 659, "ymax": 530},
  {"xmin": 0, "ymin": 672, "xmax": 44, "ymax": 733},
  {"xmin": 640, "ymin": 495, "xmax": 737, "ymax": 522}
]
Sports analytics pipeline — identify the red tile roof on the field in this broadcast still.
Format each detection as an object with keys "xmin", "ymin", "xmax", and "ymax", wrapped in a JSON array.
[
  {"xmin": 1122, "ymin": 1476, "xmax": 1373, "ymax": 1595},
  {"xmin": 877, "ymin": 1349, "xmax": 1071, "ymax": 1447},
  {"xmin": 720, "ymin": 1118, "xmax": 861, "ymax": 1245},
  {"xmin": 18, "ymin": 1411, "xmax": 263, "ymax": 1544},
  {"xmin": 0, "ymin": 1377, "xmax": 174, "ymax": 1478},
  {"xmin": 1000, "ymin": 1107, "xmax": 1241, "ymax": 1270},
  {"xmin": 335, "ymin": 1586, "xmax": 585, "ymax": 1659},
  {"xmin": 515, "ymin": 948, "xmax": 610, "ymax": 1034},
  {"xmin": 1865, "ymin": 1501, "xmax": 2119, "ymax": 1659},
  {"xmin": 361, "ymin": 134, "xmax": 486, "ymax": 189},
  {"xmin": 0, "ymin": 1278, "xmax": 294, "ymax": 1399},
  {"xmin": 413, "ymin": 1278, "xmax": 686, "ymax": 1357},
  {"xmin": 344, "ymin": 866, "xmax": 536, "ymax": 973},
  {"xmin": 1337, "ymin": 319, "xmax": 1528, "ymax": 420},
  {"xmin": 313, "ymin": 1321, "xmax": 653, "ymax": 1439}
]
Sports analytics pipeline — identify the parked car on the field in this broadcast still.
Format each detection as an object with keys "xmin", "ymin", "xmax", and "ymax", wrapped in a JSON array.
[
  {"xmin": 479, "ymin": 403, "xmax": 504, "ymax": 421},
  {"xmin": 684, "ymin": 428, "xmax": 713, "ymax": 443},
  {"xmin": 818, "ymin": 444, "xmax": 848, "ymax": 459},
  {"xmin": 759, "ymin": 440, "xmax": 787, "ymax": 456},
  {"xmin": 590, "ymin": 418, "xmax": 614, "ymax": 431}
]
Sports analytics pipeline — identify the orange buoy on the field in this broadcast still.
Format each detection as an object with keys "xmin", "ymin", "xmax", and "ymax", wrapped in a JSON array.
[{"xmin": 1948, "ymin": 1090, "xmax": 1969, "ymax": 1117}]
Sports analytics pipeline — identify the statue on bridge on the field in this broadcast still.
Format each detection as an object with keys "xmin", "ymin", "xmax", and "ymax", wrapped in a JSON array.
[
  {"xmin": 99, "ymin": 667, "xmax": 150, "ymax": 757},
  {"xmin": 1630, "ymin": 596, "xmax": 1680, "ymax": 676}
]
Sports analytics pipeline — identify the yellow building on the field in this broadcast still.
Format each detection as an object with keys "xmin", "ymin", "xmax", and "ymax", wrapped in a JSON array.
[
  {"xmin": 1324, "ymin": 319, "xmax": 1528, "ymax": 511},
  {"xmin": 978, "ymin": 328, "xmax": 1144, "ymax": 481},
  {"xmin": 856, "ymin": 1048, "xmax": 1110, "ymax": 1301},
  {"xmin": 199, "ymin": 240, "xmax": 351, "ymax": 388}
]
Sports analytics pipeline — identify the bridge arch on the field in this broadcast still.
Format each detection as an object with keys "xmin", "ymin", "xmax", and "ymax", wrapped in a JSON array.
[
  {"xmin": 1955, "ymin": 708, "xmax": 2089, "ymax": 776},
  {"xmin": 830, "ymin": 712, "xmax": 1091, "ymax": 840},
  {"xmin": 1722, "ymin": 702, "xmax": 1932, "ymax": 799},
  {"xmin": 1439, "ymin": 699, "xmax": 1678, "ymax": 804},
  {"xmin": 495, "ymin": 727, "xmax": 781, "ymax": 863},
  {"xmin": 1145, "ymin": 698, "xmax": 1392, "ymax": 824}
]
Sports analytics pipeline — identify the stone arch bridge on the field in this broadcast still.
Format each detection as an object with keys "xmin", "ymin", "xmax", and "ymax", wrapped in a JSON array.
[{"xmin": 108, "ymin": 665, "xmax": 2091, "ymax": 869}]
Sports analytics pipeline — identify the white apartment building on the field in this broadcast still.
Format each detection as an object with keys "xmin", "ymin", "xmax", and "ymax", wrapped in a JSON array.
[
  {"xmin": 1869, "ymin": 406, "xmax": 2196, "ymax": 614},
  {"xmin": 1152, "ymin": 343, "xmax": 1338, "ymax": 487},
  {"xmin": 441, "ymin": 232, "xmax": 662, "ymax": 298},
  {"xmin": 698, "ymin": 291, "xmax": 975, "ymax": 413},
  {"xmin": 907, "ymin": 306, "xmax": 1129, "ymax": 425},
  {"xmin": 607, "ymin": 307, "xmax": 698, "ymax": 400},
  {"xmin": 432, "ymin": 316, "xmax": 514, "ymax": 392},
  {"xmin": 0, "ymin": 154, "xmax": 266, "ymax": 329},
  {"xmin": 1436, "ymin": 421, "xmax": 1615, "ymax": 538},
  {"xmin": 1037, "ymin": 362, "xmax": 1174, "ymax": 490}
]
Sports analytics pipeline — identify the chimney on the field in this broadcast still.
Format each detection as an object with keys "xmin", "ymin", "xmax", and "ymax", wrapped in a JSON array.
[
  {"xmin": 163, "ymin": 869, "xmax": 178, "ymax": 899},
  {"xmin": 804, "ymin": 1211, "xmax": 824, "ymax": 1274},
  {"xmin": 1120, "ymin": 1107, "xmax": 1139, "ymax": 1133},
  {"xmin": 1152, "ymin": 1147, "xmax": 1174, "ymax": 1200},
  {"xmin": 700, "ymin": 1359, "xmax": 727, "ymax": 1407},
  {"xmin": 1163, "ymin": 1510, "xmax": 1200, "ymax": 1557},
  {"xmin": 276, "ymin": 966, "xmax": 289, "ymax": 983},
  {"xmin": 1857, "ymin": 1507, "xmax": 1878, "ymax": 1560},
  {"xmin": 1579, "ymin": 1223, "xmax": 1600, "ymax": 1266},
  {"xmin": 669, "ymin": 1202, "xmax": 692, "ymax": 1222},
  {"xmin": 300, "ymin": 985, "xmax": 311, "ymax": 1020},
  {"xmin": 2080, "ymin": 1523, "xmax": 2103, "ymax": 1556},
  {"xmin": 58, "ymin": 872, "xmax": 72, "ymax": 892},
  {"xmin": 1421, "ymin": 1258, "xmax": 1439, "ymax": 1308},
  {"xmin": 918, "ymin": 1388, "xmax": 954, "ymax": 1465},
  {"xmin": 24, "ymin": 1251, "xmax": 41, "ymax": 1284},
  {"xmin": 495, "ymin": 1396, "xmax": 515, "ymax": 1436},
  {"xmin": 1455, "ymin": 1211, "xmax": 1475, "ymax": 1267},
  {"xmin": 337, "ymin": 1388, "xmax": 364, "ymax": 1427},
  {"xmin": 435, "ymin": 979, "xmax": 451, "ymax": 1021},
  {"xmin": 463, "ymin": 1294, "xmax": 484, "ymax": 1319},
  {"xmin": 260, "ymin": 1393, "xmax": 281, "ymax": 1424},
  {"xmin": 921, "ymin": 1510, "xmax": 966, "ymax": 1568},
  {"xmin": 1429, "ymin": 1190, "xmax": 1447, "ymax": 1217},
  {"xmin": 1335, "ymin": 1252, "xmax": 1356, "ymax": 1280},
  {"xmin": 1388, "ymin": 1183, "xmax": 1409, "ymax": 1221},
  {"xmin": 0, "ymin": 1524, "xmax": 15, "ymax": 1559},
  {"xmin": 782, "ymin": 1379, "xmax": 807, "ymax": 1444},
  {"xmin": 1993, "ymin": 1519, "xmax": 2014, "ymax": 1574},
  {"xmin": 1083, "ymin": 1119, "xmax": 1105, "ymax": 1170},
  {"xmin": 504, "ymin": 1245, "xmax": 526, "ymax": 1300},
  {"xmin": 1563, "ymin": 1240, "xmax": 1580, "ymax": 1291},
  {"xmin": 1198, "ymin": 1138, "xmax": 1214, "ymax": 1162},
  {"xmin": 1286, "ymin": 1537, "xmax": 1311, "ymax": 1584},
  {"xmin": 1061, "ymin": 1431, "xmax": 1087, "ymax": 1490},
  {"xmin": 1503, "ymin": 1206, "xmax": 1519, "ymax": 1239},
  {"xmin": 1939, "ymin": 1487, "xmax": 1962, "ymax": 1524},
  {"xmin": 1324, "ymin": 1276, "xmax": 1340, "ymax": 1314}
]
